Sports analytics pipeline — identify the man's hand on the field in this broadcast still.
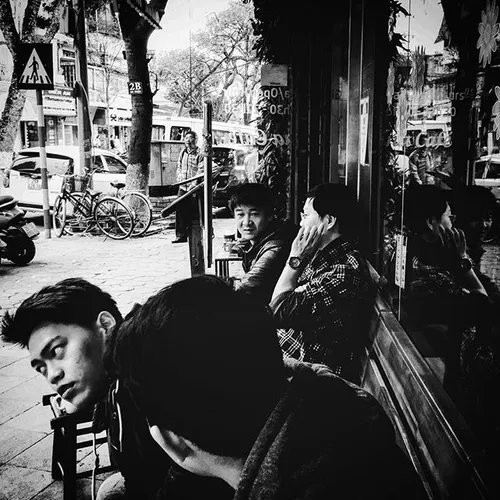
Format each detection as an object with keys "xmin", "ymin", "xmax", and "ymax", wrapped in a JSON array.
[
  {"xmin": 290, "ymin": 222, "xmax": 326, "ymax": 259},
  {"xmin": 437, "ymin": 226, "xmax": 467, "ymax": 260}
]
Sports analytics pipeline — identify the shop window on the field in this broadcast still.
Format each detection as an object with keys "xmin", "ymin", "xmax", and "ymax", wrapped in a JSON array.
[
  {"xmin": 62, "ymin": 64, "xmax": 76, "ymax": 88},
  {"xmin": 382, "ymin": 0, "xmax": 500, "ymax": 476}
]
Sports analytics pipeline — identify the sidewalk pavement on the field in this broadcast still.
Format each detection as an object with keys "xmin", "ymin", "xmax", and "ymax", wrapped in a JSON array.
[{"xmin": 0, "ymin": 216, "xmax": 242, "ymax": 500}]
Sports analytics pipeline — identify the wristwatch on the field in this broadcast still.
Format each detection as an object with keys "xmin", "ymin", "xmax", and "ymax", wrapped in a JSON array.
[
  {"xmin": 457, "ymin": 257, "xmax": 473, "ymax": 273},
  {"xmin": 288, "ymin": 256, "xmax": 303, "ymax": 270}
]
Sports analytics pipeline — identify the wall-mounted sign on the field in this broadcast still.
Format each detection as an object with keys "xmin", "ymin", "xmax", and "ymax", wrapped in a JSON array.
[
  {"xmin": 17, "ymin": 43, "xmax": 54, "ymax": 90},
  {"xmin": 261, "ymin": 64, "xmax": 288, "ymax": 86},
  {"xmin": 43, "ymin": 88, "xmax": 76, "ymax": 116},
  {"xmin": 359, "ymin": 97, "xmax": 369, "ymax": 164},
  {"xmin": 128, "ymin": 81, "xmax": 143, "ymax": 95}
]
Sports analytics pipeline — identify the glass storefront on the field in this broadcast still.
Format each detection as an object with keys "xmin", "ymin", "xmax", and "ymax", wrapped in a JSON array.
[{"xmin": 382, "ymin": 0, "xmax": 500, "ymax": 468}]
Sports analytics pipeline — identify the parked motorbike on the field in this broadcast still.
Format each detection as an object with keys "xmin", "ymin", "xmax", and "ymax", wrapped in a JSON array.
[{"xmin": 0, "ymin": 195, "xmax": 39, "ymax": 265}]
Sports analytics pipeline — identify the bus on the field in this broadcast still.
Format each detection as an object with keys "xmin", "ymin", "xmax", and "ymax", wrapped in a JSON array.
[{"xmin": 151, "ymin": 116, "xmax": 258, "ymax": 146}]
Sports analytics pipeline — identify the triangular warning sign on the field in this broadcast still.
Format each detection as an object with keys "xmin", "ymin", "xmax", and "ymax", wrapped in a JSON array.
[{"xmin": 19, "ymin": 48, "xmax": 52, "ymax": 86}]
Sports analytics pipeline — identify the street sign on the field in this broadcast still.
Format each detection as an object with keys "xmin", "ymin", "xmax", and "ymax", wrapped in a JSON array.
[
  {"xmin": 17, "ymin": 43, "xmax": 54, "ymax": 90},
  {"xmin": 128, "ymin": 81, "xmax": 143, "ymax": 94}
]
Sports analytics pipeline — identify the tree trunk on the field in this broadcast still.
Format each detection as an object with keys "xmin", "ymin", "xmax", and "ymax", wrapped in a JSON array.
[
  {"xmin": 0, "ymin": 62, "xmax": 26, "ymax": 169},
  {"xmin": 123, "ymin": 35, "xmax": 152, "ymax": 192},
  {"xmin": 0, "ymin": 0, "xmax": 63, "ymax": 170},
  {"xmin": 117, "ymin": 0, "xmax": 168, "ymax": 193}
]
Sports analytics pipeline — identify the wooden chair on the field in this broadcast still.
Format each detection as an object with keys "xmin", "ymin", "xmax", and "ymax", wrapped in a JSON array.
[{"xmin": 42, "ymin": 394, "xmax": 116, "ymax": 500}]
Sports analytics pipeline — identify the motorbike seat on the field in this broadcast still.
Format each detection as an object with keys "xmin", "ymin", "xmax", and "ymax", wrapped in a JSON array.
[
  {"xmin": 0, "ymin": 195, "xmax": 18, "ymax": 211},
  {"xmin": 110, "ymin": 182, "xmax": 126, "ymax": 190}
]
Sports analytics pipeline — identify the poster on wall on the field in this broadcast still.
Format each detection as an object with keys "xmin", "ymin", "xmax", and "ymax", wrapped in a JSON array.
[{"xmin": 360, "ymin": 97, "xmax": 369, "ymax": 164}]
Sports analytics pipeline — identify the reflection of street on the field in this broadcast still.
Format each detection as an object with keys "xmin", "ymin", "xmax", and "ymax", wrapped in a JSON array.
[{"xmin": 481, "ymin": 242, "xmax": 500, "ymax": 290}]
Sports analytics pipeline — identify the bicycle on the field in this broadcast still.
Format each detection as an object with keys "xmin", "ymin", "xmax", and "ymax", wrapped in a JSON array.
[
  {"xmin": 52, "ymin": 170, "xmax": 135, "ymax": 240},
  {"xmin": 109, "ymin": 182, "xmax": 153, "ymax": 237}
]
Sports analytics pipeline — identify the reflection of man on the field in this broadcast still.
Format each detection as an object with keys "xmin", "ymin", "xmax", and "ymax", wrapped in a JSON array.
[
  {"xmin": 409, "ymin": 145, "xmax": 433, "ymax": 186},
  {"xmin": 173, "ymin": 131, "xmax": 204, "ymax": 243}
]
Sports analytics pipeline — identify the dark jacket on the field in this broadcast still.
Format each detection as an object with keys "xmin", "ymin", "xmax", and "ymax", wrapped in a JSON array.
[
  {"xmin": 234, "ymin": 359, "xmax": 424, "ymax": 500},
  {"xmin": 93, "ymin": 379, "xmax": 233, "ymax": 500},
  {"xmin": 235, "ymin": 219, "xmax": 298, "ymax": 304}
]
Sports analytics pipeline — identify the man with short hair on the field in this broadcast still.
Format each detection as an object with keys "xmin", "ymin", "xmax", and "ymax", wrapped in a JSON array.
[
  {"xmin": 0, "ymin": 278, "xmax": 233, "ymax": 500},
  {"xmin": 111, "ymin": 274, "xmax": 423, "ymax": 500},
  {"xmin": 229, "ymin": 183, "xmax": 297, "ymax": 304},
  {"xmin": 270, "ymin": 183, "xmax": 374, "ymax": 384},
  {"xmin": 173, "ymin": 130, "xmax": 204, "ymax": 243}
]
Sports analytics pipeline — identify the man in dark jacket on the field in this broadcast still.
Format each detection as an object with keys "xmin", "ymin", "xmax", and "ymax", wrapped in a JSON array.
[
  {"xmin": 111, "ymin": 274, "xmax": 424, "ymax": 500},
  {"xmin": 229, "ymin": 183, "xmax": 297, "ymax": 304},
  {"xmin": 0, "ymin": 278, "xmax": 233, "ymax": 500}
]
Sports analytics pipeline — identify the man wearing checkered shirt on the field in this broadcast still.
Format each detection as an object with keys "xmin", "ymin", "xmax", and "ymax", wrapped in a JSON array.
[{"xmin": 269, "ymin": 183, "xmax": 374, "ymax": 385}]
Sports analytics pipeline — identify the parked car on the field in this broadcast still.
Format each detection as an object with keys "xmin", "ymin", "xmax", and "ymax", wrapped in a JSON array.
[
  {"xmin": 212, "ymin": 144, "xmax": 251, "ymax": 208},
  {"xmin": 3, "ymin": 146, "xmax": 127, "ymax": 211},
  {"xmin": 473, "ymin": 153, "xmax": 500, "ymax": 201}
]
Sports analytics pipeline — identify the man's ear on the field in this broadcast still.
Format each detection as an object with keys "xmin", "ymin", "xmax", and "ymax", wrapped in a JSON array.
[
  {"xmin": 325, "ymin": 214, "xmax": 337, "ymax": 230},
  {"xmin": 426, "ymin": 216, "xmax": 437, "ymax": 232},
  {"xmin": 96, "ymin": 311, "xmax": 116, "ymax": 336},
  {"xmin": 149, "ymin": 426, "xmax": 193, "ymax": 464}
]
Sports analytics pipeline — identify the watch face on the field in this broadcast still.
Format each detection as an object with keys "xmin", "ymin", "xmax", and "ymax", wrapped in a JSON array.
[{"xmin": 288, "ymin": 257, "xmax": 302, "ymax": 269}]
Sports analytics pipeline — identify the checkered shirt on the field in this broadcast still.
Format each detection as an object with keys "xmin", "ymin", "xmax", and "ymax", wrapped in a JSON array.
[
  {"xmin": 270, "ymin": 236, "xmax": 373, "ymax": 382},
  {"xmin": 177, "ymin": 147, "xmax": 204, "ymax": 186}
]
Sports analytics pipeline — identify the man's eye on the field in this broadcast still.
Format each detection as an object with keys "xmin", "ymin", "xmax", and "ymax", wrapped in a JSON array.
[
  {"xmin": 35, "ymin": 365, "xmax": 47, "ymax": 377},
  {"xmin": 52, "ymin": 345, "xmax": 64, "ymax": 358}
]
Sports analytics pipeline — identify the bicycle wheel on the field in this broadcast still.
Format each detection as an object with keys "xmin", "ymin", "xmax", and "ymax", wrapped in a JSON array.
[
  {"xmin": 121, "ymin": 191, "xmax": 153, "ymax": 237},
  {"xmin": 64, "ymin": 192, "xmax": 90, "ymax": 235},
  {"xmin": 52, "ymin": 196, "xmax": 67, "ymax": 237},
  {"xmin": 93, "ymin": 196, "xmax": 134, "ymax": 240}
]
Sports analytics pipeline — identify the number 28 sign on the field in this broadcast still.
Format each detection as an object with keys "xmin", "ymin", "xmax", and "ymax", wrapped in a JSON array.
[{"xmin": 128, "ymin": 81, "xmax": 143, "ymax": 95}]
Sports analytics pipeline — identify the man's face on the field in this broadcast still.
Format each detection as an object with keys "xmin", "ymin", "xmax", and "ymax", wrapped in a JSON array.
[
  {"xmin": 234, "ymin": 204, "xmax": 273, "ymax": 242},
  {"xmin": 28, "ymin": 323, "xmax": 107, "ymax": 410},
  {"xmin": 300, "ymin": 198, "xmax": 324, "ymax": 229},
  {"xmin": 184, "ymin": 133, "xmax": 197, "ymax": 149},
  {"xmin": 468, "ymin": 212, "xmax": 493, "ymax": 244}
]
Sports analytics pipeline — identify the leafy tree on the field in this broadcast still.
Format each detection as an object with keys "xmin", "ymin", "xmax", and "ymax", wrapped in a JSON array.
[
  {"xmin": 0, "ymin": 0, "xmax": 64, "ymax": 169},
  {"xmin": 87, "ymin": 6, "xmax": 125, "ymax": 139},
  {"xmin": 154, "ymin": 0, "xmax": 259, "ymax": 123}
]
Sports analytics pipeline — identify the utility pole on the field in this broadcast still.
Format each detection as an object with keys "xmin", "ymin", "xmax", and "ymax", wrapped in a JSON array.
[{"xmin": 73, "ymin": 0, "xmax": 92, "ymax": 187}]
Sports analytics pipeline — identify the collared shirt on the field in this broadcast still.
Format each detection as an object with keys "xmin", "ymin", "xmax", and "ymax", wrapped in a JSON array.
[
  {"xmin": 269, "ymin": 236, "xmax": 373, "ymax": 383},
  {"xmin": 177, "ymin": 146, "xmax": 204, "ymax": 184}
]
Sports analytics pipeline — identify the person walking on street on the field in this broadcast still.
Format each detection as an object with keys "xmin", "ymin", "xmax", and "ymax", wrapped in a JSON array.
[{"xmin": 173, "ymin": 131, "xmax": 204, "ymax": 243}]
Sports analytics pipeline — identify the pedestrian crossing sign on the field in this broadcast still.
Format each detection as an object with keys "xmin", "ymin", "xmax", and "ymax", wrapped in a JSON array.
[{"xmin": 17, "ymin": 43, "xmax": 54, "ymax": 90}]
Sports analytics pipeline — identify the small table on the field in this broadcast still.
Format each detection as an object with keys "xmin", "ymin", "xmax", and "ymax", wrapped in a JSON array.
[{"xmin": 214, "ymin": 251, "xmax": 242, "ymax": 279}]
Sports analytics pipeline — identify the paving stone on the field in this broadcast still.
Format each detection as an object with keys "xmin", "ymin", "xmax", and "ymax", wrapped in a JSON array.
[
  {"xmin": 0, "ymin": 375, "xmax": 25, "ymax": 395},
  {"xmin": 7, "ymin": 433, "xmax": 54, "ymax": 471},
  {"xmin": 0, "ymin": 398, "xmax": 37, "ymax": 425},
  {"xmin": 0, "ymin": 357, "xmax": 37, "ymax": 379},
  {"xmin": 0, "ymin": 464, "xmax": 52, "ymax": 500},
  {"xmin": 0, "ymin": 375, "xmax": 48, "ymax": 403},
  {"xmin": 0, "ymin": 357, "xmax": 18, "ymax": 370},
  {"xmin": 6, "ymin": 403, "xmax": 51, "ymax": 434},
  {"xmin": 0, "ymin": 425, "xmax": 46, "ymax": 464}
]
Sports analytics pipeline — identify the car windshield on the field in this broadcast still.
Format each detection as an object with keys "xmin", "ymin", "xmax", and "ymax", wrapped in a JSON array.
[
  {"xmin": 475, "ymin": 161, "xmax": 487, "ymax": 178},
  {"xmin": 13, "ymin": 155, "xmax": 73, "ymax": 176},
  {"xmin": 104, "ymin": 155, "xmax": 127, "ymax": 174},
  {"xmin": 487, "ymin": 162, "xmax": 500, "ymax": 179}
]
